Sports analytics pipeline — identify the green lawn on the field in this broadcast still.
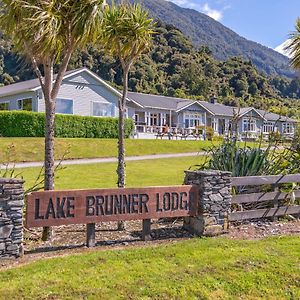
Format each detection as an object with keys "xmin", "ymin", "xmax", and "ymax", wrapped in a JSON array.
[
  {"xmin": 0, "ymin": 236, "xmax": 299, "ymax": 299},
  {"xmin": 19, "ymin": 156, "xmax": 203, "ymax": 190},
  {"xmin": 0, "ymin": 137, "xmax": 215, "ymax": 163}
]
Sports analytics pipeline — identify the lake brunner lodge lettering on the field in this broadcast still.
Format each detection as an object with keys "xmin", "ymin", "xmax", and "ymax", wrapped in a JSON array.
[{"xmin": 26, "ymin": 186, "xmax": 198, "ymax": 227}]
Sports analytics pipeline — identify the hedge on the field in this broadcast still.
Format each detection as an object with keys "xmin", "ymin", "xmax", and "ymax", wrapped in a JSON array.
[{"xmin": 0, "ymin": 111, "xmax": 134, "ymax": 138}]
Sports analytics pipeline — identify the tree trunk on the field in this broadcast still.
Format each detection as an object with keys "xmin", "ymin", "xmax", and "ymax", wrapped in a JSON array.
[
  {"xmin": 117, "ymin": 68, "xmax": 129, "ymax": 231},
  {"xmin": 42, "ymin": 63, "xmax": 55, "ymax": 241}
]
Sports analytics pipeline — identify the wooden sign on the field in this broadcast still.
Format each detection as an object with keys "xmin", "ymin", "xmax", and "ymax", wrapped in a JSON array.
[{"xmin": 26, "ymin": 186, "xmax": 199, "ymax": 228}]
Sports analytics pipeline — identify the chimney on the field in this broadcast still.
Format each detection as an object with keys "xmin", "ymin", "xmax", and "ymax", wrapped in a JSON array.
[{"xmin": 209, "ymin": 96, "xmax": 218, "ymax": 104}]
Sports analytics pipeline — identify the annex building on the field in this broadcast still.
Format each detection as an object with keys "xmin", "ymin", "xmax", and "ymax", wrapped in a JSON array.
[{"xmin": 0, "ymin": 67, "xmax": 296, "ymax": 139}]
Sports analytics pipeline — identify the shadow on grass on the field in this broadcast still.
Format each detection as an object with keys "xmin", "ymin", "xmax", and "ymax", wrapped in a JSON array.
[{"xmin": 24, "ymin": 225, "xmax": 193, "ymax": 255}]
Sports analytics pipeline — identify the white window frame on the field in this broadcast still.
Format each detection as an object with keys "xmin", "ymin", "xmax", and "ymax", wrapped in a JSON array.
[
  {"xmin": 211, "ymin": 118, "xmax": 219, "ymax": 133},
  {"xmin": 160, "ymin": 113, "xmax": 167, "ymax": 126},
  {"xmin": 56, "ymin": 98, "xmax": 74, "ymax": 115},
  {"xmin": 0, "ymin": 101, "xmax": 10, "ymax": 111},
  {"xmin": 184, "ymin": 112, "xmax": 203, "ymax": 128},
  {"xmin": 91, "ymin": 101, "xmax": 113, "ymax": 117},
  {"xmin": 242, "ymin": 117, "xmax": 256, "ymax": 132},
  {"xmin": 263, "ymin": 121, "xmax": 276, "ymax": 133},
  {"xmin": 150, "ymin": 113, "xmax": 159, "ymax": 126},
  {"xmin": 282, "ymin": 122, "xmax": 294, "ymax": 134},
  {"xmin": 17, "ymin": 97, "xmax": 33, "ymax": 111}
]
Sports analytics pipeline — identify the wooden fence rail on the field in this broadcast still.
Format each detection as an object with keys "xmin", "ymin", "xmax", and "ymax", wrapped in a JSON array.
[
  {"xmin": 232, "ymin": 174, "xmax": 300, "ymax": 187},
  {"xmin": 230, "ymin": 173, "xmax": 300, "ymax": 221}
]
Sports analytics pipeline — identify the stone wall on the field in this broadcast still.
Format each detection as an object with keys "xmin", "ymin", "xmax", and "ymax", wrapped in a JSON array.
[
  {"xmin": 184, "ymin": 170, "xmax": 232, "ymax": 236},
  {"xmin": 0, "ymin": 178, "xmax": 25, "ymax": 259}
]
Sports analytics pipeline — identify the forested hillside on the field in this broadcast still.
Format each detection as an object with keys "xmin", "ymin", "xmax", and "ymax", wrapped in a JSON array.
[
  {"xmin": 0, "ymin": 22, "xmax": 300, "ymax": 118},
  {"xmin": 123, "ymin": 0, "xmax": 293, "ymax": 78}
]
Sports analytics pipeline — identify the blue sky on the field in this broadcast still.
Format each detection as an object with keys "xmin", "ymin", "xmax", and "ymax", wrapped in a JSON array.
[{"xmin": 168, "ymin": 0, "xmax": 299, "ymax": 53}]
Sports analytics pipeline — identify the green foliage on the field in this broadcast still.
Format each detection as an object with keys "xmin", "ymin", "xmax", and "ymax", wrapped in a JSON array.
[
  {"xmin": 198, "ymin": 139, "xmax": 297, "ymax": 177},
  {"xmin": 286, "ymin": 18, "xmax": 300, "ymax": 70},
  {"xmin": 0, "ymin": 111, "xmax": 134, "ymax": 138},
  {"xmin": 0, "ymin": 21, "xmax": 300, "ymax": 118},
  {"xmin": 0, "ymin": 0, "xmax": 105, "ymax": 62},
  {"xmin": 124, "ymin": 0, "xmax": 292, "ymax": 78}
]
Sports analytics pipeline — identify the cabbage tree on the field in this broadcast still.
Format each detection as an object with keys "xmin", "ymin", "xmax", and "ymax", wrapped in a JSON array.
[
  {"xmin": 0, "ymin": 0, "xmax": 106, "ymax": 240},
  {"xmin": 286, "ymin": 18, "xmax": 300, "ymax": 70},
  {"xmin": 100, "ymin": 2, "xmax": 154, "ymax": 229}
]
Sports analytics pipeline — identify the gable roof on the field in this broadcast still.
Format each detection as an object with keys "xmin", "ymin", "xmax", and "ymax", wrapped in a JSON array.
[
  {"xmin": 127, "ymin": 92, "xmax": 191, "ymax": 111},
  {"xmin": 0, "ymin": 68, "xmax": 143, "ymax": 108},
  {"xmin": 128, "ymin": 91, "xmax": 297, "ymax": 123},
  {"xmin": 0, "ymin": 68, "xmax": 297, "ymax": 123}
]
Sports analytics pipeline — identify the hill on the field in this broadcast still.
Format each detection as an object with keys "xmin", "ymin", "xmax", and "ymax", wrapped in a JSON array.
[
  {"xmin": 0, "ymin": 21, "xmax": 300, "ymax": 118},
  {"xmin": 125, "ymin": 0, "xmax": 293, "ymax": 78}
]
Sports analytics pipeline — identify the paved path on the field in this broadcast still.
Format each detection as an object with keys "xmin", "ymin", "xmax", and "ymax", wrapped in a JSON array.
[{"xmin": 5, "ymin": 152, "xmax": 204, "ymax": 169}]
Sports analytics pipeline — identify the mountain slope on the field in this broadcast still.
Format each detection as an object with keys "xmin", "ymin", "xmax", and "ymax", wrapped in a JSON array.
[{"xmin": 127, "ymin": 0, "xmax": 293, "ymax": 78}]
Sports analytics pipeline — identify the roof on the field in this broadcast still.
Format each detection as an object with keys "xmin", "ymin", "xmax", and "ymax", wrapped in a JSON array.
[
  {"xmin": 0, "ymin": 68, "xmax": 84, "ymax": 97},
  {"xmin": 0, "ymin": 68, "xmax": 143, "ymax": 108},
  {"xmin": 127, "ymin": 91, "xmax": 297, "ymax": 123},
  {"xmin": 256, "ymin": 109, "xmax": 297, "ymax": 123},
  {"xmin": 0, "ymin": 68, "xmax": 296, "ymax": 122},
  {"xmin": 127, "ymin": 92, "xmax": 192, "ymax": 111}
]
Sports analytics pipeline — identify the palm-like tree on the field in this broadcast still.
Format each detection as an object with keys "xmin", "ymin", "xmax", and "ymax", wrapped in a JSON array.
[
  {"xmin": 101, "ymin": 2, "xmax": 155, "ymax": 229},
  {"xmin": 286, "ymin": 18, "xmax": 300, "ymax": 70},
  {"xmin": 0, "ymin": 0, "xmax": 106, "ymax": 240}
]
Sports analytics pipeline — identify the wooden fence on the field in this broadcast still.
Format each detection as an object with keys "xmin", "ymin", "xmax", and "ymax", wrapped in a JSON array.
[{"xmin": 230, "ymin": 174, "xmax": 300, "ymax": 221}]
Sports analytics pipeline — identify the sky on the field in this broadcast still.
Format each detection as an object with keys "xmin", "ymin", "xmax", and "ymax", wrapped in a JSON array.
[{"xmin": 168, "ymin": 0, "xmax": 300, "ymax": 56}]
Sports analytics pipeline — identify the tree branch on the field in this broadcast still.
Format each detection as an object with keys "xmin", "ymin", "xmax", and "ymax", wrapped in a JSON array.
[
  {"xmin": 51, "ymin": 48, "xmax": 73, "ymax": 100},
  {"xmin": 31, "ymin": 56, "xmax": 45, "ymax": 94}
]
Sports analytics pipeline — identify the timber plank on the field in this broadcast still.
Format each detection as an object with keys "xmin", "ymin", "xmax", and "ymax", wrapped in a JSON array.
[
  {"xmin": 232, "ymin": 190, "xmax": 300, "ymax": 204},
  {"xmin": 232, "ymin": 174, "xmax": 300, "ymax": 187},
  {"xmin": 229, "ymin": 205, "xmax": 300, "ymax": 221}
]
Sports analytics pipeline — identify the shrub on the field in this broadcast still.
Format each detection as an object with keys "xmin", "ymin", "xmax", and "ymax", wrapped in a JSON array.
[
  {"xmin": 0, "ymin": 111, "xmax": 134, "ymax": 138},
  {"xmin": 196, "ymin": 139, "xmax": 296, "ymax": 178}
]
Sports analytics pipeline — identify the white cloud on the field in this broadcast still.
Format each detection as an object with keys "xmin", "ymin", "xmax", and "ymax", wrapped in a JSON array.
[
  {"xmin": 201, "ymin": 3, "xmax": 223, "ymax": 21},
  {"xmin": 275, "ymin": 39, "xmax": 292, "ymax": 58},
  {"xmin": 168, "ymin": 1, "xmax": 224, "ymax": 22}
]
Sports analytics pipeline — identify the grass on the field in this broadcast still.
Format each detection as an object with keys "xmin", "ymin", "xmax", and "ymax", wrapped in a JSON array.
[
  {"xmin": 0, "ymin": 137, "xmax": 215, "ymax": 163},
  {"xmin": 18, "ymin": 156, "xmax": 203, "ymax": 190},
  {"xmin": 0, "ymin": 236, "xmax": 299, "ymax": 299}
]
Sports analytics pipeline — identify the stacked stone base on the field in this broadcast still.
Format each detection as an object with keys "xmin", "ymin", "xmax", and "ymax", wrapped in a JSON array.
[
  {"xmin": 0, "ymin": 178, "xmax": 24, "ymax": 259},
  {"xmin": 184, "ymin": 170, "xmax": 232, "ymax": 236}
]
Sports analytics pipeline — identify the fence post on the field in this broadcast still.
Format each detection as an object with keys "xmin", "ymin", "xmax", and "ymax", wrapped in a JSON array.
[
  {"xmin": 0, "ymin": 178, "xmax": 25, "ymax": 259},
  {"xmin": 86, "ymin": 223, "xmax": 96, "ymax": 248},
  {"xmin": 142, "ymin": 219, "xmax": 151, "ymax": 241},
  {"xmin": 183, "ymin": 170, "xmax": 232, "ymax": 236}
]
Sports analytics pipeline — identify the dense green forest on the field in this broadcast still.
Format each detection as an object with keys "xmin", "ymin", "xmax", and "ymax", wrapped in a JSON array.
[
  {"xmin": 0, "ymin": 22, "xmax": 300, "ymax": 118},
  {"xmin": 123, "ymin": 0, "xmax": 293, "ymax": 78}
]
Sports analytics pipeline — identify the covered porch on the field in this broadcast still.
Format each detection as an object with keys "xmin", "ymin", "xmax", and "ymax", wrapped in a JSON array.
[{"xmin": 134, "ymin": 110, "xmax": 178, "ymax": 133}]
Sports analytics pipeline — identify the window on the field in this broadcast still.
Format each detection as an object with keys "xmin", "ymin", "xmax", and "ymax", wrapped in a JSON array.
[
  {"xmin": 184, "ymin": 113, "xmax": 203, "ymax": 128},
  {"xmin": 18, "ymin": 98, "xmax": 32, "ymax": 111},
  {"xmin": 92, "ymin": 102, "xmax": 112, "ymax": 117},
  {"xmin": 282, "ymin": 122, "xmax": 294, "ymax": 134},
  {"xmin": 242, "ymin": 117, "xmax": 256, "ymax": 132},
  {"xmin": 57, "ymin": 98, "xmax": 73, "ymax": 115},
  {"xmin": 134, "ymin": 114, "xmax": 139, "ymax": 123},
  {"xmin": 0, "ymin": 102, "xmax": 9, "ymax": 111},
  {"xmin": 211, "ymin": 118, "xmax": 218, "ymax": 132},
  {"xmin": 263, "ymin": 122, "xmax": 276, "ymax": 133},
  {"xmin": 150, "ymin": 113, "xmax": 158, "ymax": 126}
]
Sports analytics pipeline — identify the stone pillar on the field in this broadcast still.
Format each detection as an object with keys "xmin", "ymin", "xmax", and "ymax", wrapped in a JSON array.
[
  {"xmin": 184, "ymin": 170, "xmax": 232, "ymax": 236},
  {"xmin": 0, "ymin": 178, "xmax": 25, "ymax": 259}
]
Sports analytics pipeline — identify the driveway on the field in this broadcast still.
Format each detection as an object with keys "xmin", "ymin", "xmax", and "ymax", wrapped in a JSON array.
[{"xmin": 5, "ymin": 152, "xmax": 204, "ymax": 169}]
